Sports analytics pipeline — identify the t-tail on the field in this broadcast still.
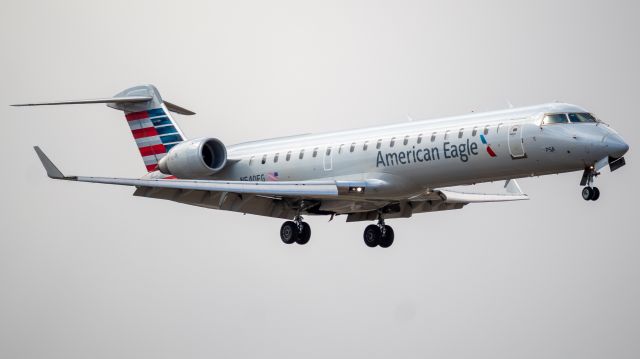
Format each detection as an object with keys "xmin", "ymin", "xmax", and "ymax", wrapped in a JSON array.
[{"xmin": 12, "ymin": 84, "xmax": 194, "ymax": 172}]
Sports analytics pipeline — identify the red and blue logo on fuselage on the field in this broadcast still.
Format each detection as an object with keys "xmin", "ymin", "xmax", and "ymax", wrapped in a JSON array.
[{"xmin": 479, "ymin": 134, "xmax": 497, "ymax": 157}]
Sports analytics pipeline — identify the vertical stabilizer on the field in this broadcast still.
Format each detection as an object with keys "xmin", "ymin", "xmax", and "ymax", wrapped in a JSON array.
[{"xmin": 108, "ymin": 85, "xmax": 187, "ymax": 172}]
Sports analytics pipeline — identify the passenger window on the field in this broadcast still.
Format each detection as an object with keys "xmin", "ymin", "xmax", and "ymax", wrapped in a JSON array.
[
  {"xmin": 261, "ymin": 154, "xmax": 267, "ymax": 164},
  {"xmin": 326, "ymin": 147, "xmax": 331, "ymax": 156},
  {"xmin": 286, "ymin": 151, "xmax": 291, "ymax": 161},
  {"xmin": 350, "ymin": 143, "xmax": 356, "ymax": 152},
  {"xmin": 249, "ymin": 156, "xmax": 255, "ymax": 165},
  {"xmin": 431, "ymin": 132, "xmax": 437, "ymax": 142},
  {"xmin": 496, "ymin": 123, "xmax": 503, "ymax": 133},
  {"xmin": 483, "ymin": 126, "xmax": 489, "ymax": 135},
  {"xmin": 338, "ymin": 144, "xmax": 344, "ymax": 154},
  {"xmin": 390, "ymin": 137, "xmax": 396, "ymax": 147},
  {"xmin": 417, "ymin": 134, "xmax": 423, "ymax": 144},
  {"xmin": 299, "ymin": 149, "xmax": 305, "ymax": 159},
  {"xmin": 274, "ymin": 153, "xmax": 279, "ymax": 163},
  {"xmin": 363, "ymin": 141, "xmax": 369, "ymax": 151},
  {"xmin": 458, "ymin": 128, "xmax": 464, "ymax": 139},
  {"xmin": 403, "ymin": 135, "xmax": 409, "ymax": 145},
  {"xmin": 543, "ymin": 114, "xmax": 568, "ymax": 124},
  {"xmin": 376, "ymin": 139, "xmax": 382, "ymax": 149},
  {"xmin": 472, "ymin": 127, "xmax": 478, "ymax": 136},
  {"xmin": 444, "ymin": 130, "xmax": 450, "ymax": 140},
  {"xmin": 312, "ymin": 147, "xmax": 318, "ymax": 157},
  {"xmin": 568, "ymin": 113, "xmax": 597, "ymax": 123}
]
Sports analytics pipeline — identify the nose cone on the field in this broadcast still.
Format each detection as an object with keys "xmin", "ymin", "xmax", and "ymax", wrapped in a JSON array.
[{"xmin": 604, "ymin": 133, "xmax": 629, "ymax": 158}]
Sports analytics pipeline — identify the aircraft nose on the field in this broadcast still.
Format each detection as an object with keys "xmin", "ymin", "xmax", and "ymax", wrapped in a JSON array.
[{"xmin": 603, "ymin": 133, "xmax": 629, "ymax": 158}]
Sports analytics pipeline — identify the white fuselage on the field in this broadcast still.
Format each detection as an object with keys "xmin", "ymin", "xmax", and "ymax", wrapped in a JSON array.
[{"xmin": 203, "ymin": 102, "xmax": 626, "ymax": 200}]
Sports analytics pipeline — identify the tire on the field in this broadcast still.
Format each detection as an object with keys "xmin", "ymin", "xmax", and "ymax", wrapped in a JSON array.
[
  {"xmin": 363, "ymin": 225, "xmax": 381, "ymax": 247},
  {"xmin": 582, "ymin": 187, "xmax": 593, "ymax": 201},
  {"xmin": 296, "ymin": 222, "xmax": 311, "ymax": 245},
  {"xmin": 379, "ymin": 225, "xmax": 395, "ymax": 248},
  {"xmin": 591, "ymin": 187, "xmax": 600, "ymax": 201},
  {"xmin": 280, "ymin": 221, "xmax": 298, "ymax": 244}
]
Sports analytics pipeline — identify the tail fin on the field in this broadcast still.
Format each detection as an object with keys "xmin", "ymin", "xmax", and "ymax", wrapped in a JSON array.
[
  {"xmin": 108, "ymin": 85, "xmax": 188, "ymax": 172},
  {"xmin": 13, "ymin": 84, "xmax": 193, "ymax": 172}
]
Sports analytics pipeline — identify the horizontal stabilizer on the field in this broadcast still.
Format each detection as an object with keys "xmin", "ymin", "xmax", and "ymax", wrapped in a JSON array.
[
  {"xmin": 163, "ymin": 100, "xmax": 196, "ymax": 115},
  {"xmin": 12, "ymin": 96, "xmax": 152, "ymax": 107},
  {"xmin": 12, "ymin": 89, "xmax": 195, "ymax": 115}
]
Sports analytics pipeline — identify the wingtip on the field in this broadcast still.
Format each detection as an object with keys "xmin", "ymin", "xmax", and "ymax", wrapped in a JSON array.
[{"xmin": 33, "ymin": 146, "xmax": 66, "ymax": 179}]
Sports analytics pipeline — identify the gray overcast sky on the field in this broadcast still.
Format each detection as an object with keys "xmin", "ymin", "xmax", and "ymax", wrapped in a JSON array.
[{"xmin": 1, "ymin": 1, "xmax": 639, "ymax": 358}]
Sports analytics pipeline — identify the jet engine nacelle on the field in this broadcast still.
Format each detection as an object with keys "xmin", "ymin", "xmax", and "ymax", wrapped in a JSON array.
[{"xmin": 157, "ymin": 138, "xmax": 227, "ymax": 178}]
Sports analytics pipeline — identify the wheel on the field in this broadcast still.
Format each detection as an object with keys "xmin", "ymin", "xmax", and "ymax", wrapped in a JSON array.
[
  {"xmin": 296, "ymin": 222, "xmax": 311, "ymax": 245},
  {"xmin": 280, "ymin": 221, "xmax": 298, "ymax": 244},
  {"xmin": 379, "ymin": 225, "xmax": 394, "ymax": 248},
  {"xmin": 363, "ymin": 224, "xmax": 381, "ymax": 247},
  {"xmin": 591, "ymin": 187, "xmax": 600, "ymax": 201},
  {"xmin": 582, "ymin": 186, "xmax": 594, "ymax": 201}
]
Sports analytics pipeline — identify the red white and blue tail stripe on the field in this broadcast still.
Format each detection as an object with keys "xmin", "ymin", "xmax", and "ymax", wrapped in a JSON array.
[
  {"xmin": 125, "ymin": 106, "xmax": 186, "ymax": 172},
  {"xmin": 11, "ymin": 84, "xmax": 192, "ymax": 173}
]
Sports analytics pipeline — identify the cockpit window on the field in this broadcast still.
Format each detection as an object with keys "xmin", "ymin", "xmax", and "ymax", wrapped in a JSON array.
[
  {"xmin": 568, "ymin": 113, "xmax": 597, "ymax": 123},
  {"xmin": 542, "ymin": 114, "xmax": 568, "ymax": 124}
]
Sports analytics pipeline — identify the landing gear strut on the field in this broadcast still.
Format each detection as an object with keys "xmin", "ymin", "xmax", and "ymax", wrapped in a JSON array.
[
  {"xmin": 363, "ymin": 216, "xmax": 394, "ymax": 248},
  {"xmin": 580, "ymin": 167, "xmax": 601, "ymax": 201},
  {"xmin": 280, "ymin": 215, "xmax": 311, "ymax": 245}
]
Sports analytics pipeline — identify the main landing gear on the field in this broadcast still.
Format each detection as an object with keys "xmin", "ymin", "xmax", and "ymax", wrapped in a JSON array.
[
  {"xmin": 580, "ymin": 167, "xmax": 601, "ymax": 201},
  {"xmin": 363, "ymin": 217, "xmax": 394, "ymax": 248},
  {"xmin": 582, "ymin": 186, "xmax": 600, "ymax": 201},
  {"xmin": 280, "ymin": 216, "xmax": 311, "ymax": 245}
]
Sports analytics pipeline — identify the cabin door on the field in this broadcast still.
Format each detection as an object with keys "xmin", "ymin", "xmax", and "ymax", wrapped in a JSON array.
[
  {"xmin": 508, "ymin": 123, "xmax": 526, "ymax": 158},
  {"xmin": 323, "ymin": 147, "xmax": 333, "ymax": 171}
]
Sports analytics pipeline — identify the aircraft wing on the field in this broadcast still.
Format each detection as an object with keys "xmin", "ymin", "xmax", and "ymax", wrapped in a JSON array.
[
  {"xmin": 34, "ymin": 146, "xmax": 339, "ymax": 198},
  {"xmin": 437, "ymin": 179, "xmax": 529, "ymax": 203},
  {"xmin": 35, "ymin": 146, "xmax": 528, "ymax": 220},
  {"xmin": 345, "ymin": 180, "xmax": 528, "ymax": 222}
]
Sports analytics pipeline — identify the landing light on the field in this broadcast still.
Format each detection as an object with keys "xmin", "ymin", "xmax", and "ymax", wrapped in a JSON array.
[{"xmin": 349, "ymin": 186, "xmax": 365, "ymax": 194}]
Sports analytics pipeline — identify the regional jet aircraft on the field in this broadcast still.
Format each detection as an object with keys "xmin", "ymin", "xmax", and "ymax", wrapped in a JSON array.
[{"xmin": 14, "ymin": 85, "xmax": 629, "ymax": 248}]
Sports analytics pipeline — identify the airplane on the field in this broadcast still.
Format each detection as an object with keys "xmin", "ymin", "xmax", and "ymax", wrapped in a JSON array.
[{"xmin": 14, "ymin": 84, "xmax": 629, "ymax": 248}]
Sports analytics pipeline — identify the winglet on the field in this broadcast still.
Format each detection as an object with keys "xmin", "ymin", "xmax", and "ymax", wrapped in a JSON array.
[
  {"xmin": 504, "ymin": 179, "xmax": 524, "ymax": 195},
  {"xmin": 33, "ymin": 146, "xmax": 67, "ymax": 179}
]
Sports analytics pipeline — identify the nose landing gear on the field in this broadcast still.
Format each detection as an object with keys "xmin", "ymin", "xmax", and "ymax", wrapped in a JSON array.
[
  {"xmin": 280, "ymin": 215, "xmax": 311, "ymax": 245},
  {"xmin": 580, "ymin": 167, "xmax": 601, "ymax": 201},
  {"xmin": 363, "ymin": 216, "xmax": 394, "ymax": 248}
]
